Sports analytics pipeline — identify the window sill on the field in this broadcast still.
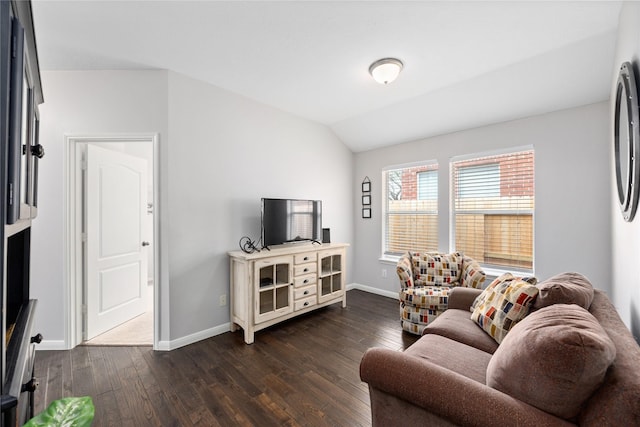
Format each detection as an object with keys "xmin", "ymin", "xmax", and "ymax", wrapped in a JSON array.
[
  {"xmin": 379, "ymin": 255, "xmax": 400, "ymax": 265},
  {"xmin": 482, "ymin": 267, "xmax": 535, "ymax": 279}
]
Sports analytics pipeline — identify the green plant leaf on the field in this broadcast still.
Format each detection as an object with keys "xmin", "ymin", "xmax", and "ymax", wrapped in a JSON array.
[{"xmin": 24, "ymin": 396, "xmax": 95, "ymax": 427}]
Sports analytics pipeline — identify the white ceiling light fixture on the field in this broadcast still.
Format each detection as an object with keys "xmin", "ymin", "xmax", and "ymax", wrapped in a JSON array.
[{"xmin": 369, "ymin": 58, "xmax": 403, "ymax": 85}]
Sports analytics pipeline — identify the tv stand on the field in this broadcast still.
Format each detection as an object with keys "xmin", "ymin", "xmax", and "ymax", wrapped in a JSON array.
[{"xmin": 228, "ymin": 243, "xmax": 348, "ymax": 344}]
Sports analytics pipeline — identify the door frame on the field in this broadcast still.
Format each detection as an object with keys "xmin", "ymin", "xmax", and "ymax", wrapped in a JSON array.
[{"xmin": 64, "ymin": 133, "xmax": 160, "ymax": 350}]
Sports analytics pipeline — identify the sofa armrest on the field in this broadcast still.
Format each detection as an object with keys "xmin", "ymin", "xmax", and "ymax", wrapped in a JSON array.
[
  {"xmin": 447, "ymin": 287, "xmax": 483, "ymax": 310},
  {"xmin": 460, "ymin": 256, "xmax": 485, "ymax": 289},
  {"xmin": 360, "ymin": 348, "xmax": 573, "ymax": 427},
  {"xmin": 396, "ymin": 252, "xmax": 414, "ymax": 289}
]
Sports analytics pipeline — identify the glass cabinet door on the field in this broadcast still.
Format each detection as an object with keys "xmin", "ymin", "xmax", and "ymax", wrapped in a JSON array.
[
  {"xmin": 254, "ymin": 256, "xmax": 293, "ymax": 324},
  {"xmin": 318, "ymin": 250, "xmax": 344, "ymax": 303}
]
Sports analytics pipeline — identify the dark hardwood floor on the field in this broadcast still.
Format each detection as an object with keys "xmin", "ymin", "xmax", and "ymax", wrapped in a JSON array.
[{"xmin": 34, "ymin": 290, "xmax": 418, "ymax": 426}]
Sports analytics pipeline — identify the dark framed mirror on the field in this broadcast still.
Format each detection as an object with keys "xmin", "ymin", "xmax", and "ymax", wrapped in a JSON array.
[{"xmin": 614, "ymin": 61, "xmax": 640, "ymax": 222}]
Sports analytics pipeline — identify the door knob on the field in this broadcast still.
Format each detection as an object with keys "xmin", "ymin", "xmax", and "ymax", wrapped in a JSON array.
[
  {"xmin": 142, "ymin": 241, "xmax": 150, "ymax": 247},
  {"xmin": 31, "ymin": 144, "xmax": 45, "ymax": 159}
]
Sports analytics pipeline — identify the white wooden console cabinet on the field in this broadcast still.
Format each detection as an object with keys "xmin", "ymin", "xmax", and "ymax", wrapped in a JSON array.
[{"xmin": 228, "ymin": 243, "xmax": 348, "ymax": 344}]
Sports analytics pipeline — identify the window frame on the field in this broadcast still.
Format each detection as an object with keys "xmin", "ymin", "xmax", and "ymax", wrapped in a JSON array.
[
  {"xmin": 450, "ymin": 146, "xmax": 535, "ymax": 274},
  {"xmin": 382, "ymin": 160, "xmax": 439, "ymax": 258}
]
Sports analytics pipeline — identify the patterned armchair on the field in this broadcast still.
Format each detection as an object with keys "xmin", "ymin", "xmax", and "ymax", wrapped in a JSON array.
[{"xmin": 397, "ymin": 251, "xmax": 485, "ymax": 335}]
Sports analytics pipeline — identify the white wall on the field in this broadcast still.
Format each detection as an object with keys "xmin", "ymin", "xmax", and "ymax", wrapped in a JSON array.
[
  {"xmin": 166, "ymin": 72, "xmax": 353, "ymax": 341},
  {"xmin": 353, "ymin": 102, "xmax": 611, "ymax": 296},
  {"xmin": 33, "ymin": 70, "xmax": 169, "ymax": 347},
  {"xmin": 33, "ymin": 69, "xmax": 354, "ymax": 348},
  {"xmin": 611, "ymin": 3, "xmax": 640, "ymax": 340}
]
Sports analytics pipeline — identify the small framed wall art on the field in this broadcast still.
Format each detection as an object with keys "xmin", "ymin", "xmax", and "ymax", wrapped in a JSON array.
[{"xmin": 361, "ymin": 176, "xmax": 371, "ymax": 219}]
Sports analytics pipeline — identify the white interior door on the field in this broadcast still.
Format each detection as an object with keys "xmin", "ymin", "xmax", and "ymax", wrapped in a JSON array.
[{"xmin": 85, "ymin": 144, "xmax": 148, "ymax": 340}]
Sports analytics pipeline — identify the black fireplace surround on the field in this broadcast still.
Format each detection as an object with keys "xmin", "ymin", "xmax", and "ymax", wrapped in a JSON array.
[{"xmin": 2, "ymin": 228, "xmax": 41, "ymax": 426}]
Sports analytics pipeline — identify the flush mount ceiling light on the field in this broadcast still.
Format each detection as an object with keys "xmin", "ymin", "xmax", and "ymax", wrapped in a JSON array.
[{"xmin": 369, "ymin": 58, "xmax": 403, "ymax": 84}]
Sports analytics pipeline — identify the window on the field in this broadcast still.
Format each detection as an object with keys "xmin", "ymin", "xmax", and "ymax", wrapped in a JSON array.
[
  {"xmin": 383, "ymin": 162, "xmax": 438, "ymax": 256},
  {"xmin": 451, "ymin": 149, "xmax": 534, "ymax": 272},
  {"xmin": 418, "ymin": 170, "xmax": 438, "ymax": 200},
  {"xmin": 457, "ymin": 164, "xmax": 499, "ymax": 199}
]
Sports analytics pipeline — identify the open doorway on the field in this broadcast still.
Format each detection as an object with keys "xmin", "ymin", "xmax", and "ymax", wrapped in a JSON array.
[{"xmin": 64, "ymin": 134, "xmax": 159, "ymax": 349}]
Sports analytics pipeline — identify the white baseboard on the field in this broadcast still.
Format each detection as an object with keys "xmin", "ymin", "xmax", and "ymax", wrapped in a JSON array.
[
  {"xmin": 40, "ymin": 287, "xmax": 399, "ymax": 353},
  {"xmin": 347, "ymin": 283, "xmax": 398, "ymax": 299},
  {"xmin": 36, "ymin": 340, "xmax": 68, "ymax": 351},
  {"xmin": 156, "ymin": 285, "xmax": 398, "ymax": 351},
  {"xmin": 156, "ymin": 323, "xmax": 231, "ymax": 351}
]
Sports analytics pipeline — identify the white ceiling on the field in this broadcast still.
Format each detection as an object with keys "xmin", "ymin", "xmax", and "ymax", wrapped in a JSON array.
[{"xmin": 31, "ymin": 1, "xmax": 622, "ymax": 152}]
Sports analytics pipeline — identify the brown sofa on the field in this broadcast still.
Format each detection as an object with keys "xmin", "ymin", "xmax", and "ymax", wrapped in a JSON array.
[{"xmin": 360, "ymin": 278, "xmax": 640, "ymax": 426}]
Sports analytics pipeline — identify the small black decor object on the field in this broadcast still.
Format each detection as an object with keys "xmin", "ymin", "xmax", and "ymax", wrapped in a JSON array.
[
  {"xmin": 322, "ymin": 228, "xmax": 331, "ymax": 243},
  {"xmin": 614, "ymin": 61, "xmax": 640, "ymax": 222}
]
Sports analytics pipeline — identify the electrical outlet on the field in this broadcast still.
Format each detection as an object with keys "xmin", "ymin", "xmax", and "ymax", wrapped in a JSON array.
[
  {"xmin": 382, "ymin": 269, "xmax": 387, "ymax": 278},
  {"xmin": 219, "ymin": 294, "xmax": 227, "ymax": 306}
]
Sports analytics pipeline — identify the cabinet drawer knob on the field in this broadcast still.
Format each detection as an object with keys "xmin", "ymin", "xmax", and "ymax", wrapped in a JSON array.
[
  {"xmin": 304, "ymin": 256, "xmax": 309, "ymax": 261},
  {"xmin": 303, "ymin": 279, "xmax": 308, "ymax": 284},
  {"xmin": 31, "ymin": 333, "xmax": 43, "ymax": 344},
  {"xmin": 303, "ymin": 268, "xmax": 308, "ymax": 272},
  {"xmin": 304, "ymin": 302, "xmax": 309, "ymax": 307},
  {"xmin": 304, "ymin": 290, "xmax": 309, "ymax": 295}
]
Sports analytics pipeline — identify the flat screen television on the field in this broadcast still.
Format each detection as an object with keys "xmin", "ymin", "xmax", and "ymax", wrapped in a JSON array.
[{"xmin": 261, "ymin": 198, "xmax": 322, "ymax": 248}]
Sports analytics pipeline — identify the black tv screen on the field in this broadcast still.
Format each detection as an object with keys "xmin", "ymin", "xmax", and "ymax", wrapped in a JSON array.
[{"xmin": 262, "ymin": 198, "xmax": 322, "ymax": 247}]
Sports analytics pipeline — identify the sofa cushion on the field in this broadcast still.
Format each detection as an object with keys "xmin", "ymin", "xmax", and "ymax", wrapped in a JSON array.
[
  {"xmin": 486, "ymin": 304, "xmax": 616, "ymax": 420},
  {"xmin": 470, "ymin": 273, "xmax": 538, "ymax": 344},
  {"xmin": 399, "ymin": 286, "xmax": 451, "ymax": 309},
  {"xmin": 405, "ymin": 334, "xmax": 492, "ymax": 384},
  {"xmin": 533, "ymin": 272, "xmax": 594, "ymax": 310},
  {"xmin": 411, "ymin": 252, "xmax": 462, "ymax": 286},
  {"xmin": 423, "ymin": 308, "xmax": 499, "ymax": 354},
  {"xmin": 400, "ymin": 302, "xmax": 442, "ymax": 335}
]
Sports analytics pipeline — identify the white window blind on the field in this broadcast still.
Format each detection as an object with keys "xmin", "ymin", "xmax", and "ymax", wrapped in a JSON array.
[
  {"xmin": 384, "ymin": 162, "xmax": 438, "ymax": 256},
  {"xmin": 458, "ymin": 164, "xmax": 499, "ymax": 198},
  {"xmin": 418, "ymin": 170, "xmax": 438, "ymax": 200},
  {"xmin": 451, "ymin": 149, "xmax": 534, "ymax": 272}
]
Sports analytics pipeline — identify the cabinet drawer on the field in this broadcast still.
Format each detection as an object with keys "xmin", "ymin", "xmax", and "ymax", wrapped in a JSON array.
[
  {"xmin": 294, "ymin": 274, "xmax": 316, "ymax": 288},
  {"xmin": 294, "ymin": 296, "xmax": 316, "ymax": 311},
  {"xmin": 294, "ymin": 285, "xmax": 317, "ymax": 300},
  {"xmin": 294, "ymin": 263, "xmax": 317, "ymax": 276},
  {"xmin": 294, "ymin": 253, "xmax": 316, "ymax": 264}
]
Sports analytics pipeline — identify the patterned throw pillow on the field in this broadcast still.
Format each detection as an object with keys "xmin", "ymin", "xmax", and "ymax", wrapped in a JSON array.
[
  {"xmin": 470, "ymin": 273, "xmax": 539, "ymax": 344},
  {"xmin": 470, "ymin": 273, "xmax": 537, "ymax": 311},
  {"xmin": 411, "ymin": 252, "xmax": 462, "ymax": 286}
]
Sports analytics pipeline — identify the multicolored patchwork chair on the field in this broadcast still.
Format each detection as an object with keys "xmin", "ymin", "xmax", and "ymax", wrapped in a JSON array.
[{"xmin": 397, "ymin": 251, "xmax": 485, "ymax": 335}]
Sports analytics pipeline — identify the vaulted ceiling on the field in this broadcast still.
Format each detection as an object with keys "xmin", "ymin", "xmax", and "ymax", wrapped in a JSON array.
[{"xmin": 31, "ymin": 1, "xmax": 622, "ymax": 152}]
